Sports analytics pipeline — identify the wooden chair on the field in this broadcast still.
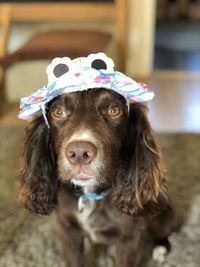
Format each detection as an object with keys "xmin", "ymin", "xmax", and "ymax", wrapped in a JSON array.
[
  {"xmin": 0, "ymin": 1, "xmax": 128, "ymax": 113},
  {"xmin": 0, "ymin": 4, "xmax": 10, "ymax": 111}
]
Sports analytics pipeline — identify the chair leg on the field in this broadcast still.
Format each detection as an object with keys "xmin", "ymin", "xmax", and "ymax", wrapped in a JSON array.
[{"xmin": 0, "ymin": 68, "xmax": 8, "ymax": 116}]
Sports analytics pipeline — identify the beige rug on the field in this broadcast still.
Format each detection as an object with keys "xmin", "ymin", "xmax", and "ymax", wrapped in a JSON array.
[{"xmin": 0, "ymin": 128, "xmax": 199, "ymax": 267}]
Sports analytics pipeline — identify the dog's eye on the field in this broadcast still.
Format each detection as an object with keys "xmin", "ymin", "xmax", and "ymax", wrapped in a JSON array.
[
  {"xmin": 107, "ymin": 107, "xmax": 121, "ymax": 117},
  {"xmin": 51, "ymin": 108, "xmax": 68, "ymax": 120}
]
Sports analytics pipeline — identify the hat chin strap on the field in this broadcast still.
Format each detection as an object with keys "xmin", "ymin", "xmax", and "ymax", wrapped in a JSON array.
[{"xmin": 41, "ymin": 105, "xmax": 50, "ymax": 129}]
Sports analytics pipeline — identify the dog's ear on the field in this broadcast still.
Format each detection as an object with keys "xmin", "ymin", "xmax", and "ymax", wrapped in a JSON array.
[
  {"xmin": 18, "ymin": 116, "xmax": 58, "ymax": 215},
  {"xmin": 112, "ymin": 103, "xmax": 170, "ymax": 216}
]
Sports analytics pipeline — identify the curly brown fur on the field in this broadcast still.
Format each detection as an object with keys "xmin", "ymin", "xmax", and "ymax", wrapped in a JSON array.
[
  {"xmin": 19, "ymin": 88, "xmax": 178, "ymax": 267},
  {"xmin": 19, "ymin": 116, "xmax": 58, "ymax": 215},
  {"xmin": 111, "ymin": 104, "xmax": 170, "ymax": 216}
]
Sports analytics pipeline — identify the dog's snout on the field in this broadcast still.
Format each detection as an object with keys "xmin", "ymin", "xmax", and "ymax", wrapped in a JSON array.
[{"xmin": 66, "ymin": 141, "xmax": 97, "ymax": 165}]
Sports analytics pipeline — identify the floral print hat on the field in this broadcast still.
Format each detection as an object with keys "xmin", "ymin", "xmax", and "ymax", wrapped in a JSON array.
[{"xmin": 18, "ymin": 53, "xmax": 154, "ymax": 123}]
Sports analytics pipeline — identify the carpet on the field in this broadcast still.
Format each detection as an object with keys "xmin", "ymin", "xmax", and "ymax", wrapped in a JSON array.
[{"xmin": 0, "ymin": 127, "xmax": 200, "ymax": 267}]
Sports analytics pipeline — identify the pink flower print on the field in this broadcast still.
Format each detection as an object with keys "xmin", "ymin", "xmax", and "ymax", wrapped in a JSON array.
[
  {"xmin": 95, "ymin": 73, "xmax": 111, "ymax": 83},
  {"xmin": 25, "ymin": 90, "xmax": 48, "ymax": 105},
  {"xmin": 138, "ymin": 82, "xmax": 148, "ymax": 91}
]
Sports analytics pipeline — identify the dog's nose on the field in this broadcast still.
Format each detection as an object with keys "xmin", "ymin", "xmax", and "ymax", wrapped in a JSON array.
[{"xmin": 66, "ymin": 141, "xmax": 97, "ymax": 165}]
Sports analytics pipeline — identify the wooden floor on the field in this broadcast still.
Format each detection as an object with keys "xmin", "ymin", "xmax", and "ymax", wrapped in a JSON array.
[
  {"xmin": 0, "ymin": 70, "xmax": 200, "ymax": 133},
  {"xmin": 148, "ymin": 71, "xmax": 200, "ymax": 133}
]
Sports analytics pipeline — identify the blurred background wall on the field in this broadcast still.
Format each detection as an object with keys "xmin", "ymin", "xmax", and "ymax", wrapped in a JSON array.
[
  {"xmin": 1, "ymin": 0, "xmax": 156, "ymax": 102},
  {"xmin": 0, "ymin": 0, "xmax": 200, "ymax": 132}
]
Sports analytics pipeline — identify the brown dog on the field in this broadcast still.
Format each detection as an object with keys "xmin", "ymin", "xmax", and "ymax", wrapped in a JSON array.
[{"xmin": 19, "ymin": 88, "xmax": 177, "ymax": 267}]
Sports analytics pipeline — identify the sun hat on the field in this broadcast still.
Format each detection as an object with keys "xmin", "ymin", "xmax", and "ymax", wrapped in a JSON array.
[{"xmin": 18, "ymin": 52, "xmax": 154, "ymax": 122}]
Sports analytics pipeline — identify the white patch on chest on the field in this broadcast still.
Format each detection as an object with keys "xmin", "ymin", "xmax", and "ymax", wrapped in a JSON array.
[
  {"xmin": 77, "ymin": 199, "xmax": 99, "ymax": 242},
  {"xmin": 76, "ymin": 186, "xmax": 99, "ymax": 242}
]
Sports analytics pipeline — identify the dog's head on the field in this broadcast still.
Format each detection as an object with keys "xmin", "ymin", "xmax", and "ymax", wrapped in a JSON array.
[
  {"xmin": 19, "ymin": 88, "xmax": 169, "ymax": 216},
  {"xmin": 49, "ymin": 88, "xmax": 129, "ymax": 188}
]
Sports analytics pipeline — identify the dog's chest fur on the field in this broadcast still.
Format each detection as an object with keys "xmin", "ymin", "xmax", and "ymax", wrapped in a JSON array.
[{"xmin": 76, "ymin": 199, "xmax": 99, "ymax": 242}]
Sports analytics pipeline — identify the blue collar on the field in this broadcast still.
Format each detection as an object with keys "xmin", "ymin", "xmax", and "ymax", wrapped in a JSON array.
[
  {"xmin": 80, "ymin": 191, "xmax": 109, "ymax": 200},
  {"xmin": 77, "ymin": 190, "xmax": 110, "ymax": 212}
]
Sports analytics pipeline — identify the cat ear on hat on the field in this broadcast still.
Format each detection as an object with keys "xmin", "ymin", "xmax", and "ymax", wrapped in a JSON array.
[
  {"xmin": 46, "ymin": 57, "xmax": 75, "ymax": 84},
  {"xmin": 46, "ymin": 53, "xmax": 115, "ymax": 85},
  {"xmin": 87, "ymin": 53, "xmax": 115, "ymax": 72}
]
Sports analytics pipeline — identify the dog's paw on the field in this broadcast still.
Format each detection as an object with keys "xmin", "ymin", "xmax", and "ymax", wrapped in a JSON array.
[{"xmin": 152, "ymin": 245, "xmax": 168, "ymax": 263}]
